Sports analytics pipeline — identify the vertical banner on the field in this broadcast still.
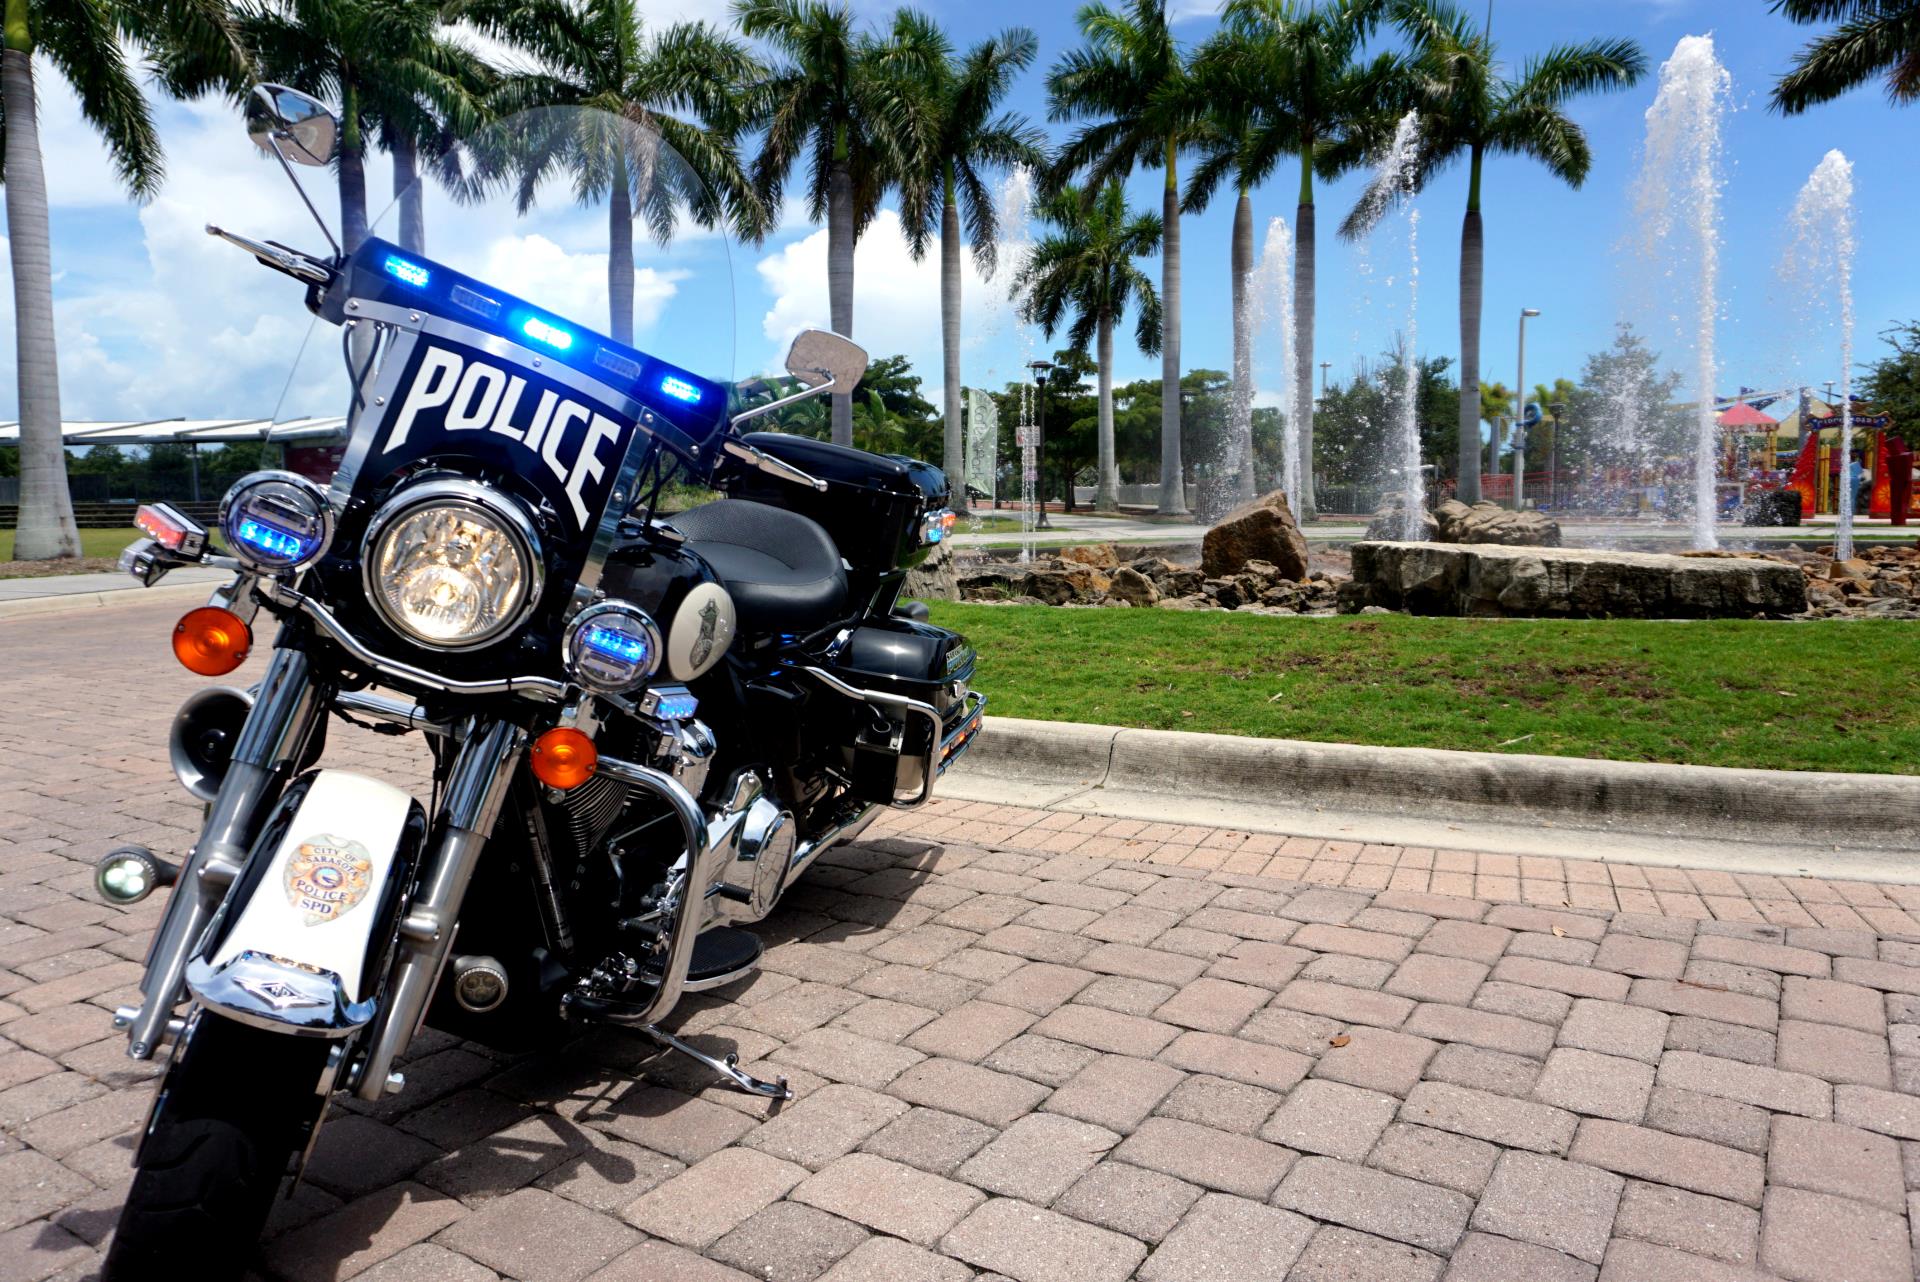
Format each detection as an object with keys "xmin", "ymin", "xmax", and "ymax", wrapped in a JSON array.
[{"xmin": 964, "ymin": 387, "xmax": 999, "ymax": 505}]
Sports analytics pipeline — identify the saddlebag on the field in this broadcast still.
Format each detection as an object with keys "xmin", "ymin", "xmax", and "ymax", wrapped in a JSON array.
[{"xmin": 823, "ymin": 619, "xmax": 984, "ymax": 805}]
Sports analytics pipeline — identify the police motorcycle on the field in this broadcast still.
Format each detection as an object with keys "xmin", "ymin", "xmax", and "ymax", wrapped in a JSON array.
[{"xmin": 96, "ymin": 88, "xmax": 983, "ymax": 1276}]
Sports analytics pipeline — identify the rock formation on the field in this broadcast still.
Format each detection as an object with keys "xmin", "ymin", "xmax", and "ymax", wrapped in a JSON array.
[
  {"xmin": 1432, "ymin": 499, "xmax": 1561, "ymax": 548},
  {"xmin": 1201, "ymin": 490, "xmax": 1310, "ymax": 580}
]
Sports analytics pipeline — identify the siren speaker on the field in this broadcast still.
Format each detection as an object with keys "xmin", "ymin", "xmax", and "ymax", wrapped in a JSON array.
[{"xmin": 169, "ymin": 685, "xmax": 255, "ymax": 802}]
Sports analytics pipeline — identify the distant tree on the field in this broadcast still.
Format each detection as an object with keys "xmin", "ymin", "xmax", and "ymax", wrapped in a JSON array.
[
  {"xmin": 1562, "ymin": 323, "xmax": 1687, "ymax": 468},
  {"xmin": 1769, "ymin": 0, "xmax": 1920, "ymax": 115},
  {"xmin": 1312, "ymin": 344, "xmax": 1455, "ymax": 485},
  {"xmin": 1862, "ymin": 320, "xmax": 1920, "ymax": 446}
]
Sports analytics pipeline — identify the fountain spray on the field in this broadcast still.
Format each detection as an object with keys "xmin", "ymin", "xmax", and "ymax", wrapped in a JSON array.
[
  {"xmin": 1632, "ymin": 35, "xmax": 1732, "ymax": 550},
  {"xmin": 1788, "ymin": 151, "xmax": 1858, "ymax": 561},
  {"xmin": 1251, "ymin": 218, "xmax": 1296, "ymax": 511}
]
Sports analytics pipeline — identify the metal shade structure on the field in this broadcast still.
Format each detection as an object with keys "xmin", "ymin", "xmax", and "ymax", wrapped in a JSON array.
[{"xmin": 0, "ymin": 416, "xmax": 348, "ymax": 446}]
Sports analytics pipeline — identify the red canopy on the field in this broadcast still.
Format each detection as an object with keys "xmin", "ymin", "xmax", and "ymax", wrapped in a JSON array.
[{"xmin": 1717, "ymin": 402, "xmax": 1779, "ymax": 429}]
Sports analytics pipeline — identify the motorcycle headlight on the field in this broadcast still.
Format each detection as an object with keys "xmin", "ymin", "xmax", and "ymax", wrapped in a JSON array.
[
  {"xmin": 220, "ymin": 472, "xmax": 332, "ymax": 572},
  {"xmin": 362, "ymin": 480, "xmax": 542, "ymax": 649}
]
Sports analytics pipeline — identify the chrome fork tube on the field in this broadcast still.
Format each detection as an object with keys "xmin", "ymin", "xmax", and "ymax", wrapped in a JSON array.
[
  {"xmin": 129, "ymin": 647, "xmax": 323, "ymax": 1059},
  {"xmin": 352, "ymin": 719, "xmax": 526, "ymax": 1101}
]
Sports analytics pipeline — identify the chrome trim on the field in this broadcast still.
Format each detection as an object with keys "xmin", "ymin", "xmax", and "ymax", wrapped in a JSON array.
[
  {"xmin": 264, "ymin": 582, "xmax": 567, "ymax": 701},
  {"xmin": 799, "ymin": 665, "xmax": 945, "ymax": 807},
  {"xmin": 334, "ymin": 689, "xmax": 453, "ymax": 735},
  {"xmin": 562, "ymin": 600, "xmax": 664, "ymax": 693},
  {"xmin": 186, "ymin": 949, "xmax": 374, "ymax": 1037},
  {"xmin": 360, "ymin": 477, "xmax": 546, "ymax": 652},
  {"xmin": 938, "ymin": 691, "xmax": 988, "ymax": 778},
  {"xmin": 127, "ymin": 647, "xmax": 324, "ymax": 1059},
  {"xmin": 351, "ymin": 720, "xmax": 528, "ymax": 1100},
  {"xmin": 219, "ymin": 470, "xmax": 335, "ymax": 574}
]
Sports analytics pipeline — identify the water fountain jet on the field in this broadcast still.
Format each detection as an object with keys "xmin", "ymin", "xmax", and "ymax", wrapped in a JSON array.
[{"xmin": 1630, "ymin": 35, "xmax": 1732, "ymax": 550}]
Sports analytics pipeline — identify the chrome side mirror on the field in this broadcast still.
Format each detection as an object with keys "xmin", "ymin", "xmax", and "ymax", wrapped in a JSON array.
[
  {"xmin": 247, "ymin": 84, "xmax": 339, "ymax": 167},
  {"xmin": 785, "ymin": 329, "xmax": 869, "ymax": 392}
]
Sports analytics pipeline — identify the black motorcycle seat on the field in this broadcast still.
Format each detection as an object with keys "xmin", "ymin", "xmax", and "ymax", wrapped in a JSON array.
[{"xmin": 666, "ymin": 500, "xmax": 848, "ymax": 634}]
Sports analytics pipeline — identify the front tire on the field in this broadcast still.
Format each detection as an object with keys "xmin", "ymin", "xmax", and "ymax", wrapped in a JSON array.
[{"xmin": 103, "ymin": 1013, "xmax": 332, "ymax": 1281}]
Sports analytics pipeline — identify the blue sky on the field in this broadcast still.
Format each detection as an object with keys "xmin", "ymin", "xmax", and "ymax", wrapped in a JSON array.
[{"xmin": 2, "ymin": 0, "xmax": 1915, "ymax": 426}]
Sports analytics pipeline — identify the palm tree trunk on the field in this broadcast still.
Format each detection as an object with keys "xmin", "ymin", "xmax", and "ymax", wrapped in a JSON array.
[
  {"xmin": 609, "ymin": 159, "xmax": 635, "ymax": 345},
  {"xmin": 1457, "ymin": 147, "xmax": 1485, "ymax": 504},
  {"xmin": 1294, "ymin": 148, "xmax": 1317, "ymax": 519},
  {"xmin": 1096, "ymin": 311, "xmax": 1118, "ymax": 511},
  {"xmin": 1158, "ymin": 136, "xmax": 1187, "ymax": 516},
  {"xmin": 338, "ymin": 82, "xmax": 368, "ymax": 253},
  {"xmin": 2, "ymin": 43, "xmax": 80, "ymax": 560},
  {"xmin": 392, "ymin": 131, "xmax": 424, "ymax": 255},
  {"xmin": 941, "ymin": 170, "xmax": 965, "ymax": 511},
  {"xmin": 827, "ymin": 149, "xmax": 855, "ymax": 448},
  {"xmin": 1230, "ymin": 189, "xmax": 1256, "ymax": 505}
]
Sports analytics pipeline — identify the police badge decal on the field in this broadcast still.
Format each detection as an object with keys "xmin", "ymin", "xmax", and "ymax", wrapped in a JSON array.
[{"xmin": 284, "ymin": 835, "xmax": 376, "ymax": 926}]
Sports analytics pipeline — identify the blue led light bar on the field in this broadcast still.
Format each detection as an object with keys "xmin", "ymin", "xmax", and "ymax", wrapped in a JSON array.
[
  {"xmin": 234, "ymin": 518, "xmax": 310, "ymax": 561},
  {"xmin": 582, "ymin": 625, "xmax": 650, "ymax": 665},
  {"xmin": 659, "ymin": 375, "xmax": 702, "ymax": 404},
  {"xmin": 522, "ymin": 316, "xmax": 574, "ymax": 351},
  {"xmin": 384, "ymin": 255, "xmax": 430, "ymax": 287}
]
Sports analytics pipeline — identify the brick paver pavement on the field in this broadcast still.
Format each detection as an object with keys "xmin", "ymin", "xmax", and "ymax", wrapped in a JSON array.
[{"xmin": 4, "ymin": 598, "xmax": 1920, "ymax": 1280}]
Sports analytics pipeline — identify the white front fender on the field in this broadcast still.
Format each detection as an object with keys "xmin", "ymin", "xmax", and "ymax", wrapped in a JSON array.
[{"xmin": 187, "ymin": 770, "xmax": 421, "ymax": 1036}]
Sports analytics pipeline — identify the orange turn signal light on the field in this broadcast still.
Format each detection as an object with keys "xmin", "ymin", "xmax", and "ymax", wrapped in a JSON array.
[
  {"xmin": 530, "ymin": 727, "xmax": 597, "ymax": 790},
  {"xmin": 172, "ymin": 606, "xmax": 252, "ymax": 676}
]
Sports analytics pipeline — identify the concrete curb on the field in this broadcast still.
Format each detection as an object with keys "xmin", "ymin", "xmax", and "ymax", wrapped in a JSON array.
[
  {"xmin": 0, "ymin": 579, "xmax": 216, "ymax": 620},
  {"xmin": 957, "ymin": 716, "xmax": 1920, "ymax": 853}
]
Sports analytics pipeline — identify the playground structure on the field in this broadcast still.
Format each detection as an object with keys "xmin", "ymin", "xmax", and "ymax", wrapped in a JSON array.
[{"xmin": 1723, "ymin": 394, "xmax": 1917, "ymax": 525}]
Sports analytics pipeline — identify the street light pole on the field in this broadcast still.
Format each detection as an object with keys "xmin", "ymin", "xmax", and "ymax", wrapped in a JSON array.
[
  {"xmin": 1027, "ymin": 360, "xmax": 1054, "ymax": 530},
  {"xmin": 1319, "ymin": 362, "xmax": 1331, "ymax": 396},
  {"xmin": 1514, "ymin": 308, "xmax": 1540, "ymax": 509}
]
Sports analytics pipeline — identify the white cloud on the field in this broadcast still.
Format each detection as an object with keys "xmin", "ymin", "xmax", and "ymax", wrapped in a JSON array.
[{"xmin": 754, "ymin": 207, "xmax": 1044, "ymax": 394}]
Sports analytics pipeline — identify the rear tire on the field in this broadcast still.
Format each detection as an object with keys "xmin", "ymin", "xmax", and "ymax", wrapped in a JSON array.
[{"xmin": 103, "ymin": 1013, "xmax": 332, "ymax": 1281}]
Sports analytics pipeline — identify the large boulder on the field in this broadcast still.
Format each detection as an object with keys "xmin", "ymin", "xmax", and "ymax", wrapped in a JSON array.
[
  {"xmin": 1202, "ymin": 489, "xmax": 1310, "ymax": 579},
  {"xmin": 1345, "ymin": 541, "xmax": 1807, "ymax": 619},
  {"xmin": 1106, "ymin": 566, "xmax": 1160, "ymax": 607},
  {"xmin": 1433, "ymin": 499, "xmax": 1561, "ymax": 547}
]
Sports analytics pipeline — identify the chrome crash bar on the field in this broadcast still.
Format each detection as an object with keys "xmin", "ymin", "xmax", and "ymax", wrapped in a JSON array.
[{"xmin": 263, "ymin": 582, "xmax": 568, "ymax": 702}]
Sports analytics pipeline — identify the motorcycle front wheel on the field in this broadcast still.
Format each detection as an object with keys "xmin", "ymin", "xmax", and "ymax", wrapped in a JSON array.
[{"xmin": 103, "ymin": 1012, "xmax": 333, "ymax": 1281}]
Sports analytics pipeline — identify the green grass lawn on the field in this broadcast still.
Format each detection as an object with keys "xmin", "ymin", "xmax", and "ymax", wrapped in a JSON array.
[
  {"xmin": 929, "ymin": 602, "xmax": 1920, "ymax": 775},
  {"xmin": 0, "ymin": 527, "xmax": 140, "ymax": 567}
]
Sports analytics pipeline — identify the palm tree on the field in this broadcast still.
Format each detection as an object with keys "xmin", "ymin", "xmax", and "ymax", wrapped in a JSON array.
[
  {"xmin": 223, "ymin": 1, "xmax": 487, "ymax": 255},
  {"xmin": 2, "ymin": 1, "xmax": 231, "ymax": 559},
  {"xmin": 1046, "ymin": 0, "xmax": 1204, "ymax": 516},
  {"xmin": 1193, "ymin": 0, "xmax": 1393, "ymax": 519},
  {"xmin": 467, "ymin": 0, "xmax": 763, "ymax": 344},
  {"xmin": 1354, "ymin": 2, "xmax": 1644, "ymax": 503},
  {"xmin": 1771, "ymin": 0, "xmax": 1920, "ymax": 113},
  {"xmin": 1012, "ymin": 181, "xmax": 1162, "ymax": 512},
  {"xmin": 896, "ymin": 24, "xmax": 1044, "ymax": 514},
  {"xmin": 736, "ymin": 0, "xmax": 943, "ymax": 446}
]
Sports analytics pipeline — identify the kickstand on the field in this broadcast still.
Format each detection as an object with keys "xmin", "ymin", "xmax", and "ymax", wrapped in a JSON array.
[{"xmin": 641, "ymin": 1023, "xmax": 792, "ymax": 1099}]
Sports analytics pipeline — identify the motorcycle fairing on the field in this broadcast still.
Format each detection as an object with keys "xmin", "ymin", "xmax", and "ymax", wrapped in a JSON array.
[
  {"xmin": 319, "ymin": 237, "xmax": 732, "ymax": 636},
  {"xmin": 186, "ymin": 770, "xmax": 417, "ymax": 1036}
]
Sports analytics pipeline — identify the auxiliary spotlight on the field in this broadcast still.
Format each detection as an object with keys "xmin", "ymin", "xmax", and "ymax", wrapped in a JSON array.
[{"xmin": 94, "ymin": 846, "xmax": 180, "ymax": 906}]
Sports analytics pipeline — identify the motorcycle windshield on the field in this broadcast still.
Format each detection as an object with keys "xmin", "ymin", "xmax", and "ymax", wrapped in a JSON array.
[{"xmin": 269, "ymin": 105, "xmax": 739, "ymax": 530}]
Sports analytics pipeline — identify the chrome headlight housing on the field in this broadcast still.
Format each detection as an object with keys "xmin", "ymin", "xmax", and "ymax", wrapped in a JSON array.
[
  {"xmin": 361, "ymin": 479, "xmax": 542, "ymax": 649},
  {"xmin": 220, "ymin": 471, "xmax": 333, "ymax": 572},
  {"xmin": 562, "ymin": 601, "xmax": 663, "ymax": 693}
]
